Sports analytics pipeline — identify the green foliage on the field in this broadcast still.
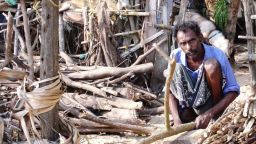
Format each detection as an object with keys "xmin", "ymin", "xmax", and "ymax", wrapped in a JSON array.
[
  {"xmin": 5, "ymin": 0, "xmax": 17, "ymax": 6},
  {"xmin": 213, "ymin": 0, "xmax": 228, "ymax": 31}
]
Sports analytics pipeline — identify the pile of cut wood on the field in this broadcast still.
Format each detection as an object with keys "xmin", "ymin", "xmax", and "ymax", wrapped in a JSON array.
[{"xmin": 197, "ymin": 92, "xmax": 256, "ymax": 144}]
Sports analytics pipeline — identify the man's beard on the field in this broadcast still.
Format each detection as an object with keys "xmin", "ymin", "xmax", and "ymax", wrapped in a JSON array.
[{"xmin": 185, "ymin": 50, "xmax": 199, "ymax": 57}]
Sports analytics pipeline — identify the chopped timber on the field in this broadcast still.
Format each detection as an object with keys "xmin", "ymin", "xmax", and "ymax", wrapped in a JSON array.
[{"xmin": 67, "ymin": 63, "xmax": 153, "ymax": 80}]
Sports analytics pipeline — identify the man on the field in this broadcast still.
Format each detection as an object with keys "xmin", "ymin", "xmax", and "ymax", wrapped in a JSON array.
[{"xmin": 166, "ymin": 21, "xmax": 240, "ymax": 129}]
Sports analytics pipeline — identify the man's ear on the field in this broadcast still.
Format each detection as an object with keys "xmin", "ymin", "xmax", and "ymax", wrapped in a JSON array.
[{"xmin": 199, "ymin": 33, "xmax": 205, "ymax": 42}]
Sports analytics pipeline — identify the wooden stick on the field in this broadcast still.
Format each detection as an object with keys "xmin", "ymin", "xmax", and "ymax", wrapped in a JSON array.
[
  {"xmin": 14, "ymin": 4, "xmax": 21, "ymax": 56},
  {"xmin": 61, "ymin": 74, "xmax": 108, "ymax": 97},
  {"xmin": 78, "ymin": 128, "xmax": 143, "ymax": 134},
  {"xmin": 131, "ymin": 37, "xmax": 167, "ymax": 66},
  {"xmin": 0, "ymin": 118, "xmax": 4, "ymax": 144},
  {"xmin": 138, "ymin": 106, "xmax": 164, "ymax": 116},
  {"xmin": 238, "ymin": 35, "xmax": 256, "ymax": 40},
  {"xmin": 138, "ymin": 122, "xmax": 196, "ymax": 144},
  {"xmin": 67, "ymin": 63, "xmax": 153, "ymax": 80},
  {"xmin": 82, "ymin": 113, "xmax": 153, "ymax": 135},
  {"xmin": 108, "ymin": 72, "xmax": 134, "ymax": 84},
  {"xmin": 123, "ymin": 82, "xmax": 157, "ymax": 100},
  {"xmin": 164, "ymin": 58, "xmax": 176, "ymax": 130},
  {"xmin": 250, "ymin": 15, "xmax": 256, "ymax": 19},
  {"xmin": 121, "ymin": 30, "xmax": 165, "ymax": 58},
  {"xmin": 67, "ymin": 117, "xmax": 109, "ymax": 128},
  {"xmin": 111, "ymin": 29, "xmax": 141, "ymax": 37},
  {"xmin": 20, "ymin": 0, "xmax": 34, "ymax": 81},
  {"xmin": 0, "ymin": 12, "xmax": 13, "ymax": 69},
  {"xmin": 13, "ymin": 24, "xmax": 28, "ymax": 60}
]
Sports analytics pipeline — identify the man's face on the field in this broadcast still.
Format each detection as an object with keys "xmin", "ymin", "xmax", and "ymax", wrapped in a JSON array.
[{"xmin": 176, "ymin": 29, "xmax": 203, "ymax": 58}]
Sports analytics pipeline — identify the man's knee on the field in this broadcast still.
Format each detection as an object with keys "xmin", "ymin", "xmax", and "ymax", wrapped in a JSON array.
[{"xmin": 204, "ymin": 58, "xmax": 221, "ymax": 74}]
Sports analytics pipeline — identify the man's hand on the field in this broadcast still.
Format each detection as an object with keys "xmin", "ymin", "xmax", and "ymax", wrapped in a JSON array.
[{"xmin": 195, "ymin": 112, "xmax": 213, "ymax": 129}]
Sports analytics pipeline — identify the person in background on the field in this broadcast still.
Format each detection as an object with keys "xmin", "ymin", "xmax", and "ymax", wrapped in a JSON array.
[{"xmin": 165, "ymin": 21, "xmax": 240, "ymax": 129}]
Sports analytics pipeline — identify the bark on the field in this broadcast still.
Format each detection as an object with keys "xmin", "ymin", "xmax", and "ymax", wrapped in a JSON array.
[
  {"xmin": 61, "ymin": 74, "xmax": 108, "ymax": 97},
  {"xmin": 14, "ymin": 4, "xmax": 21, "ymax": 56},
  {"xmin": 0, "ymin": 12, "xmax": 13, "ymax": 69},
  {"xmin": 39, "ymin": 0, "xmax": 63, "ymax": 140},
  {"xmin": 67, "ymin": 63, "xmax": 153, "ymax": 80},
  {"xmin": 20, "ymin": 0, "xmax": 34, "ymax": 81},
  {"xmin": 225, "ymin": 0, "xmax": 241, "ymax": 57},
  {"xmin": 138, "ymin": 122, "xmax": 196, "ymax": 144},
  {"xmin": 138, "ymin": 106, "xmax": 164, "ymax": 116},
  {"xmin": 241, "ymin": 0, "xmax": 256, "ymax": 94},
  {"xmin": 124, "ymin": 82, "xmax": 157, "ymax": 100}
]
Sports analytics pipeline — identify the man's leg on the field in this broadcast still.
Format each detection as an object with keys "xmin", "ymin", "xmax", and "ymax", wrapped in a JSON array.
[{"xmin": 203, "ymin": 58, "xmax": 223, "ymax": 104}]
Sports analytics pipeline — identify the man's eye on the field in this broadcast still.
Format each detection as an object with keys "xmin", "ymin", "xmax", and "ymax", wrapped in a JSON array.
[
  {"xmin": 189, "ymin": 39, "xmax": 196, "ymax": 43},
  {"xmin": 180, "ymin": 43, "xmax": 186, "ymax": 46}
]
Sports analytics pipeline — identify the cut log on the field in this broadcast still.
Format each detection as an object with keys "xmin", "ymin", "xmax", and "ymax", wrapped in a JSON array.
[
  {"xmin": 138, "ymin": 106, "xmax": 164, "ymax": 116},
  {"xmin": 107, "ymin": 96, "xmax": 143, "ymax": 110},
  {"xmin": 64, "ymin": 117, "xmax": 108, "ymax": 129},
  {"xmin": 102, "ymin": 108, "xmax": 138, "ymax": 121},
  {"xmin": 124, "ymin": 82, "xmax": 157, "ymax": 100},
  {"xmin": 0, "ymin": 70, "xmax": 26, "ymax": 81},
  {"xmin": 62, "ymin": 93, "xmax": 143, "ymax": 110},
  {"xmin": 67, "ymin": 63, "xmax": 153, "ymax": 80},
  {"xmin": 61, "ymin": 74, "xmax": 107, "ymax": 97},
  {"xmin": 61, "ymin": 93, "xmax": 112, "ymax": 110}
]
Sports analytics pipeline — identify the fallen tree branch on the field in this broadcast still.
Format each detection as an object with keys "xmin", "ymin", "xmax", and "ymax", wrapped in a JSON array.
[
  {"xmin": 121, "ymin": 30, "xmax": 164, "ymax": 58},
  {"xmin": 123, "ymin": 82, "xmax": 157, "ymax": 100},
  {"xmin": 138, "ymin": 122, "xmax": 196, "ymax": 144},
  {"xmin": 61, "ymin": 74, "xmax": 108, "ymax": 97},
  {"xmin": 82, "ymin": 113, "xmax": 153, "ymax": 135},
  {"xmin": 67, "ymin": 63, "xmax": 153, "ymax": 80},
  {"xmin": 108, "ymin": 72, "xmax": 134, "ymax": 84},
  {"xmin": 131, "ymin": 37, "xmax": 167, "ymax": 66}
]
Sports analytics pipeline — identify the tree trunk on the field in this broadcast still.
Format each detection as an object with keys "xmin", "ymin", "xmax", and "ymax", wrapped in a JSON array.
[
  {"xmin": 39, "ymin": 0, "xmax": 60, "ymax": 140},
  {"xmin": 241, "ymin": 0, "xmax": 256, "ymax": 93},
  {"xmin": 225, "ymin": 0, "xmax": 241, "ymax": 57}
]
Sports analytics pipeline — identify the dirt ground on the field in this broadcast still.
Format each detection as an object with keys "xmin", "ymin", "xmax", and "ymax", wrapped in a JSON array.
[{"xmin": 79, "ymin": 47, "xmax": 252, "ymax": 144}]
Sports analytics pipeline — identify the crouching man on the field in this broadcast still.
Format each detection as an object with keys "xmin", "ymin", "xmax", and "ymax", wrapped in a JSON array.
[{"xmin": 166, "ymin": 21, "xmax": 240, "ymax": 129}]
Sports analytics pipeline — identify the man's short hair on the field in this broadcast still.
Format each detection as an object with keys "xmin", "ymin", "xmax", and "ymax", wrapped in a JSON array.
[{"xmin": 174, "ymin": 21, "xmax": 202, "ymax": 38}]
